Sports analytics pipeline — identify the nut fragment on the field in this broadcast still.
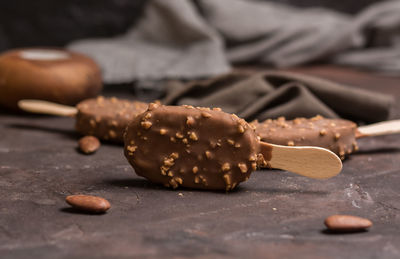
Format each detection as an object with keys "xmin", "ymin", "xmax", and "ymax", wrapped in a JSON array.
[
  {"xmin": 238, "ymin": 163, "xmax": 248, "ymax": 173},
  {"xmin": 109, "ymin": 130, "xmax": 117, "ymax": 139},
  {"xmin": 160, "ymin": 129, "xmax": 167, "ymax": 135},
  {"xmin": 186, "ymin": 116, "xmax": 195, "ymax": 126},
  {"xmin": 201, "ymin": 112, "xmax": 211, "ymax": 118},
  {"xmin": 127, "ymin": 145, "xmax": 137, "ymax": 152},
  {"xmin": 65, "ymin": 195, "xmax": 110, "ymax": 213},
  {"xmin": 189, "ymin": 132, "xmax": 198, "ymax": 141},
  {"xmin": 141, "ymin": 121, "xmax": 152, "ymax": 129},
  {"xmin": 221, "ymin": 163, "xmax": 230, "ymax": 172},
  {"xmin": 324, "ymin": 215, "xmax": 372, "ymax": 232},
  {"xmin": 78, "ymin": 136, "xmax": 100, "ymax": 154}
]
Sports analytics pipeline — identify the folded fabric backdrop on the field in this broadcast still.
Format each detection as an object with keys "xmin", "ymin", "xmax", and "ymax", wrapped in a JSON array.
[
  {"xmin": 69, "ymin": 0, "xmax": 400, "ymax": 84},
  {"xmin": 163, "ymin": 71, "xmax": 393, "ymax": 124}
]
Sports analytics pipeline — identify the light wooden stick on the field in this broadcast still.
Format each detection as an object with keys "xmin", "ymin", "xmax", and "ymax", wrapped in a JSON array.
[
  {"xmin": 260, "ymin": 143, "xmax": 342, "ymax": 179},
  {"xmin": 18, "ymin": 99, "xmax": 77, "ymax": 117},
  {"xmin": 357, "ymin": 119, "xmax": 400, "ymax": 137}
]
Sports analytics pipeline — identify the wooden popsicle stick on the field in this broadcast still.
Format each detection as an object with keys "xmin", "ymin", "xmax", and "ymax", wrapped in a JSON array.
[
  {"xmin": 260, "ymin": 142, "xmax": 342, "ymax": 179},
  {"xmin": 18, "ymin": 99, "xmax": 77, "ymax": 117},
  {"xmin": 356, "ymin": 119, "xmax": 400, "ymax": 138}
]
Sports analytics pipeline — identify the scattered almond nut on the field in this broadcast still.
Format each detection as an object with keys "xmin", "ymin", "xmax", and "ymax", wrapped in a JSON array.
[
  {"xmin": 78, "ymin": 136, "xmax": 100, "ymax": 154},
  {"xmin": 65, "ymin": 195, "xmax": 111, "ymax": 213},
  {"xmin": 324, "ymin": 215, "xmax": 372, "ymax": 232}
]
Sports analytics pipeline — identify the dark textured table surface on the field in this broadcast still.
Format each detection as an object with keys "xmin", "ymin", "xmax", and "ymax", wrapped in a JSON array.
[{"xmin": 1, "ymin": 66, "xmax": 399, "ymax": 259}]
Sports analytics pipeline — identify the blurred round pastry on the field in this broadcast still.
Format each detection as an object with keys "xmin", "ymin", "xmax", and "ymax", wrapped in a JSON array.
[{"xmin": 0, "ymin": 48, "xmax": 102, "ymax": 110}]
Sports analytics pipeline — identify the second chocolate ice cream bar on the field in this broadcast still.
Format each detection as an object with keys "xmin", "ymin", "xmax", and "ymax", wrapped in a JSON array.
[
  {"xmin": 75, "ymin": 96, "xmax": 148, "ymax": 142},
  {"xmin": 251, "ymin": 116, "xmax": 358, "ymax": 159},
  {"xmin": 18, "ymin": 96, "xmax": 148, "ymax": 143}
]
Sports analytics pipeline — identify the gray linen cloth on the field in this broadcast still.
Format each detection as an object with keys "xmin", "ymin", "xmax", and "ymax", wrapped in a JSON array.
[
  {"xmin": 69, "ymin": 0, "xmax": 400, "ymax": 84},
  {"xmin": 162, "ymin": 71, "xmax": 394, "ymax": 123}
]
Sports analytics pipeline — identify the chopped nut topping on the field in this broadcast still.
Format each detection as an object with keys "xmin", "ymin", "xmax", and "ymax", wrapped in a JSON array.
[
  {"xmin": 234, "ymin": 143, "xmax": 241, "ymax": 148},
  {"xmin": 164, "ymin": 158, "xmax": 174, "ymax": 167},
  {"xmin": 127, "ymin": 145, "xmax": 137, "ymax": 152},
  {"xmin": 221, "ymin": 163, "xmax": 230, "ymax": 171},
  {"xmin": 192, "ymin": 166, "xmax": 198, "ymax": 174},
  {"xmin": 320, "ymin": 129, "xmax": 327, "ymax": 136},
  {"xmin": 189, "ymin": 132, "xmax": 198, "ymax": 141},
  {"xmin": 231, "ymin": 114, "xmax": 239, "ymax": 120},
  {"xmin": 223, "ymin": 174, "xmax": 232, "ymax": 185},
  {"xmin": 194, "ymin": 176, "xmax": 200, "ymax": 184},
  {"xmin": 175, "ymin": 132, "xmax": 184, "ymax": 139},
  {"xmin": 148, "ymin": 102, "xmax": 159, "ymax": 111},
  {"xmin": 249, "ymin": 155, "xmax": 257, "ymax": 161},
  {"xmin": 170, "ymin": 152, "xmax": 179, "ymax": 159},
  {"xmin": 144, "ymin": 113, "xmax": 152, "ymax": 119},
  {"xmin": 168, "ymin": 171, "xmax": 174, "ymax": 177},
  {"xmin": 169, "ymin": 179, "xmax": 178, "ymax": 189},
  {"xmin": 251, "ymin": 162, "xmax": 257, "ymax": 170},
  {"xmin": 213, "ymin": 107, "xmax": 222, "ymax": 112},
  {"xmin": 182, "ymin": 138, "xmax": 188, "ymax": 144},
  {"xmin": 186, "ymin": 116, "xmax": 195, "ymax": 126},
  {"xmin": 227, "ymin": 139, "xmax": 235, "ymax": 145},
  {"xmin": 96, "ymin": 96, "xmax": 104, "ymax": 104},
  {"xmin": 334, "ymin": 133, "xmax": 341, "ymax": 140},
  {"xmin": 141, "ymin": 121, "xmax": 152, "ymax": 129},
  {"xmin": 89, "ymin": 119, "xmax": 96, "ymax": 127},
  {"xmin": 205, "ymin": 151, "xmax": 212, "ymax": 159},
  {"xmin": 311, "ymin": 115, "xmax": 323, "ymax": 121},
  {"xmin": 293, "ymin": 118, "xmax": 302, "ymax": 125},
  {"xmin": 238, "ymin": 163, "xmax": 248, "ymax": 173},
  {"xmin": 160, "ymin": 129, "xmax": 167, "ymax": 135},
  {"xmin": 109, "ymin": 130, "xmax": 117, "ymax": 138},
  {"xmin": 111, "ymin": 120, "xmax": 118, "ymax": 127},
  {"xmin": 210, "ymin": 141, "xmax": 217, "ymax": 149},
  {"xmin": 160, "ymin": 166, "xmax": 168, "ymax": 175},
  {"xmin": 287, "ymin": 141, "xmax": 294, "ymax": 146},
  {"xmin": 174, "ymin": 177, "xmax": 183, "ymax": 185},
  {"xmin": 352, "ymin": 142, "xmax": 359, "ymax": 151},
  {"xmin": 201, "ymin": 112, "xmax": 211, "ymax": 118},
  {"xmin": 170, "ymin": 137, "xmax": 176, "ymax": 142}
]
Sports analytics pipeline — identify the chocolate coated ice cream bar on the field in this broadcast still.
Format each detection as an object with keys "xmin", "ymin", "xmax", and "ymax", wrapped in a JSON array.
[{"xmin": 124, "ymin": 104, "xmax": 342, "ymax": 191}]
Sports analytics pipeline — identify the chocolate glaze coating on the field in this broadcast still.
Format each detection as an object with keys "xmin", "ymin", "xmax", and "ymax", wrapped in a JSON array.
[
  {"xmin": 76, "ymin": 96, "xmax": 148, "ymax": 143},
  {"xmin": 124, "ymin": 104, "xmax": 267, "ymax": 191},
  {"xmin": 251, "ymin": 115, "xmax": 358, "ymax": 159}
]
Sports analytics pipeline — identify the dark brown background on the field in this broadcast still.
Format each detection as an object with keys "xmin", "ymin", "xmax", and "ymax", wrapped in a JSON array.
[{"xmin": 0, "ymin": 66, "xmax": 399, "ymax": 258}]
